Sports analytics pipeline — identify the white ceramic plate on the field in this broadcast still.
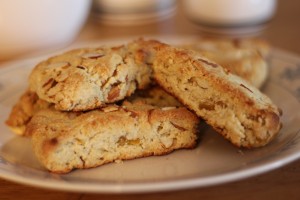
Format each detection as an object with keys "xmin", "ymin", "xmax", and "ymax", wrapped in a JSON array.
[{"xmin": 0, "ymin": 37, "xmax": 300, "ymax": 193}]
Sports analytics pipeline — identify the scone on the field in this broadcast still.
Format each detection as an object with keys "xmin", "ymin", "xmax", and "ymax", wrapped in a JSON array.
[
  {"xmin": 29, "ymin": 42, "xmax": 152, "ymax": 111},
  {"xmin": 136, "ymin": 39, "xmax": 282, "ymax": 148},
  {"xmin": 5, "ymin": 90, "xmax": 52, "ymax": 135},
  {"xmin": 26, "ymin": 102, "xmax": 199, "ymax": 173},
  {"xmin": 180, "ymin": 37, "xmax": 270, "ymax": 88},
  {"xmin": 5, "ymin": 87, "xmax": 180, "ymax": 136}
]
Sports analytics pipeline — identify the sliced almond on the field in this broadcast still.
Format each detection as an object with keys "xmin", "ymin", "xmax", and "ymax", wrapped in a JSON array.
[
  {"xmin": 161, "ymin": 107, "xmax": 176, "ymax": 111},
  {"xmin": 81, "ymin": 52, "xmax": 105, "ymax": 59},
  {"xmin": 107, "ymin": 85, "xmax": 120, "ymax": 101},
  {"xmin": 101, "ymin": 105, "xmax": 119, "ymax": 113}
]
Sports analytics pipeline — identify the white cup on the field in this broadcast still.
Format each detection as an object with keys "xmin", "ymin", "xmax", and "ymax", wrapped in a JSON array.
[
  {"xmin": 0, "ymin": 0, "xmax": 91, "ymax": 61},
  {"xmin": 183, "ymin": 0, "xmax": 277, "ymax": 34}
]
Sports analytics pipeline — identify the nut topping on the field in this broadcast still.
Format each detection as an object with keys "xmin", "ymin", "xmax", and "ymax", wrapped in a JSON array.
[{"xmin": 82, "ymin": 52, "xmax": 105, "ymax": 59}]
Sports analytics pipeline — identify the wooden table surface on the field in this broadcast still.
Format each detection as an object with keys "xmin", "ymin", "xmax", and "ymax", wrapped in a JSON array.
[{"xmin": 1, "ymin": 1, "xmax": 300, "ymax": 199}]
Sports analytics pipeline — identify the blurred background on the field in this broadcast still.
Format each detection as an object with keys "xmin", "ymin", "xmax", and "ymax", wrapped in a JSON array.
[{"xmin": 0, "ymin": 0, "xmax": 299, "ymax": 61}]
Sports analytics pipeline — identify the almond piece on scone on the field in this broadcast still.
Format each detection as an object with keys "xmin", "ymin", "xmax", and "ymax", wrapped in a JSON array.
[
  {"xmin": 29, "ymin": 42, "xmax": 152, "ymax": 111},
  {"xmin": 136, "ymin": 39, "xmax": 282, "ymax": 148},
  {"xmin": 26, "ymin": 102, "xmax": 199, "ymax": 173},
  {"xmin": 180, "ymin": 37, "xmax": 270, "ymax": 88}
]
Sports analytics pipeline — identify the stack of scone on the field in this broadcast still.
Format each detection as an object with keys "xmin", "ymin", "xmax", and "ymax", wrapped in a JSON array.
[{"xmin": 5, "ymin": 38, "xmax": 282, "ymax": 173}]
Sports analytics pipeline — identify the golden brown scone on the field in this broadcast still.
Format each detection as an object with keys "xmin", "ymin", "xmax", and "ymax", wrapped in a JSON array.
[
  {"xmin": 180, "ymin": 37, "xmax": 270, "ymax": 88},
  {"xmin": 5, "ymin": 90, "xmax": 52, "ymax": 135},
  {"xmin": 136, "ymin": 39, "xmax": 282, "ymax": 148},
  {"xmin": 29, "ymin": 42, "xmax": 152, "ymax": 111},
  {"xmin": 26, "ymin": 102, "xmax": 199, "ymax": 173}
]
